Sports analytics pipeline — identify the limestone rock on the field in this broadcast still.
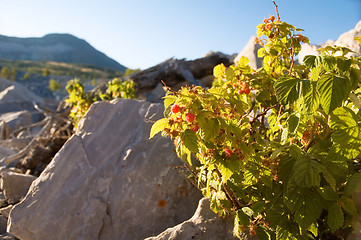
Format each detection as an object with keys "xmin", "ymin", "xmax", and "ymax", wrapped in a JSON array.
[
  {"xmin": 145, "ymin": 198, "xmax": 239, "ymax": 240},
  {"xmin": 0, "ymin": 171, "xmax": 36, "ymax": 204},
  {"xmin": 0, "ymin": 205, "xmax": 13, "ymax": 218},
  {"xmin": 8, "ymin": 99, "xmax": 202, "ymax": 240},
  {"xmin": 0, "ymin": 146, "xmax": 15, "ymax": 159},
  {"xmin": 0, "ymin": 110, "xmax": 33, "ymax": 133},
  {"xmin": 234, "ymin": 36, "xmax": 263, "ymax": 70},
  {"xmin": 0, "ymin": 83, "xmax": 44, "ymax": 104}
]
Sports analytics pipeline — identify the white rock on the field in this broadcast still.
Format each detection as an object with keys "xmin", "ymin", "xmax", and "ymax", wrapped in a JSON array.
[
  {"xmin": 8, "ymin": 99, "xmax": 202, "ymax": 240},
  {"xmin": 0, "ymin": 172, "xmax": 36, "ymax": 204},
  {"xmin": 145, "ymin": 198, "xmax": 238, "ymax": 240},
  {"xmin": 234, "ymin": 36, "xmax": 263, "ymax": 70}
]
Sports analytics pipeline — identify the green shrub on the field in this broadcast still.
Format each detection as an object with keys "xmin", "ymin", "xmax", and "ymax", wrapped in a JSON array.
[{"xmin": 150, "ymin": 14, "xmax": 361, "ymax": 239}]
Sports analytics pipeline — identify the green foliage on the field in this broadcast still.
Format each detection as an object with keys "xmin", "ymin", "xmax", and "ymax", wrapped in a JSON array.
[
  {"xmin": 124, "ymin": 68, "xmax": 141, "ymax": 77},
  {"xmin": 150, "ymin": 14, "xmax": 361, "ymax": 239},
  {"xmin": 48, "ymin": 78, "xmax": 62, "ymax": 92},
  {"xmin": 0, "ymin": 66, "xmax": 10, "ymax": 79},
  {"xmin": 66, "ymin": 78, "xmax": 136, "ymax": 127}
]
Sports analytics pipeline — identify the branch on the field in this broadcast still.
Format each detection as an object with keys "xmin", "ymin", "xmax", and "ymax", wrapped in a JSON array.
[{"xmin": 273, "ymin": 1, "xmax": 280, "ymax": 21}]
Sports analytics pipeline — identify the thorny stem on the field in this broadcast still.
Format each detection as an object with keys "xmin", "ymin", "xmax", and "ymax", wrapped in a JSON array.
[
  {"xmin": 161, "ymin": 80, "xmax": 178, "ymax": 95},
  {"xmin": 289, "ymin": 37, "xmax": 295, "ymax": 75},
  {"xmin": 273, "ymin": 1, "xmax": 280, "ymax": 21}
]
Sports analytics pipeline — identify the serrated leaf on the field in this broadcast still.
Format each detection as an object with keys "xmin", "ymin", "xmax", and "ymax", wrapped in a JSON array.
[
  {"xmin": 180, "ymin": 129, "xmax": 199, "ymax": 153},
  {"xmin": 318, "ymin": 186, "xmax": 338, "ymax": 201},
  {"xmin": 274, "ymin": 76, "xmax": 303, "ymax": 105},
  {"xmin": 238, "ymin": 56, "xmax": 250, "ymax": 67},
  {"xmin": 310, "ymin": 66, "xmax": 321, "ymax": 81},
  {"xmin": 225, "ymin": 68, "xmax": 235, "ymax": 81},
  {"xmin": 303, "ymin": 55, "xmax": 316, "ymax": 68},
  {"xmin": 336, "ymin": 58, "xmax": 352, "ymax": 73},
  {"xmin": 288, "ymin": 113, "xmax": 299, "ymax": 134},
  {"xmin": 202, "ymin": 118, "xmax": 219, "ymax": 140},
  {"xmin": 330, "ymin": 107, "xmax": 361, "ymax": 158},
  {"xmin": 256, "ymin": 227, "xmax": 271, "ymax": 240},
  {"xmin": 149, "ymin": 118, "xmax": 168, "ymax": 139},
  {"xmin": 322, "ymin": 56, "xmax": 336, "ymax": 71},
  {"xmin": 236, "ymin": 209, "xmax": 250, "ymax": 226},
  {"xmin": 340, "ymin": 197, "xmax": 357, "ymax": 215},
  {"xmin": 327, "ymin": 203, "xmax": 344, "ymax": 233},
  {"xmin": 294, "ymin": 190, "xmax": 323, "ymax": 231},
  {"xmin": 303, "ymin": 81, "xmax": 320, "ymax": 113},
  {"xmin": 213, "ymin": 63, "xmax": 226, "ymax": 79},
  {"xmin": 293, "ymin": 158, "xmax": 322, "ymax": 187},
  {"xmin": 317, "ymin": 74, "xmax": 349, "ymax": 114},
  {"xmin": 321, "ymin": 167, "xmax": 336, "ymax": 190},
  {"xmin": 345, "ymin": 172, "xmax": 361, "ymax": 196},
  {"xmin": 163, "ymin": 95, "xmax": 176, "ymax": 109}
]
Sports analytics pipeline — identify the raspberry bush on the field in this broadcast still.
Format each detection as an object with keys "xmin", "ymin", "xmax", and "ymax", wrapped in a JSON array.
[
  {"xmin": 150, "ymin": 12, "xmax": 361, "ymax": 239},
  {"xmin": 66, "ymin": 78, "xmax": 136, "ymax": 127}
]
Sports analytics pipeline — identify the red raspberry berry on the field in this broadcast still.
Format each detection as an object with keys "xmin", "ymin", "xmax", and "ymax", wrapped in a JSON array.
[
  {"xmin": 224, "ymin": 149, "xmax": 232, "ymax": 157},
  {"xmin": 171, "ymin": 104, "xmax": 180, "ymax": 114},
  {"xmin": 250, "ymin": 230, "xmax": 257, "ymax": 236},
  {"xmin": 186, "ymin": 113, "xmax": 196, "ymax": 123},
  {"xmin": 266, "ymin": 23, "xmax": 272, "ymax": 30},
  {"xmin": 237, "ymin": 89, "xmax": 244, "ymax": 95},
  {"xmin": 269, "ymin": 15, "xmax": 275, "ymax": 22},
  {"xmin": 190, "ymin": 125, "xmax": 199, "ymax": 132},
  {"xmin": 243, "ymin": 87, "xmax": 251, "ymax": 95}
]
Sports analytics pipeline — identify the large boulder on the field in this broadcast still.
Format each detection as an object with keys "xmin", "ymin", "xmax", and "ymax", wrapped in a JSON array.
[
  {"xmin": 0, "ymin": 79, "xmax": 44, "ymax": 104},
  {"xmin": 145, "ymin": 198, "xmax": 239, "ymax": 240},
  {"xmin": 8, "ymin": 99, "xmax": 202, "ymax": 240}
]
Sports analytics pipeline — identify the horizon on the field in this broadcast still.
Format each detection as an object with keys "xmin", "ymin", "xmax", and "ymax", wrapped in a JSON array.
[{"xmin": 0, "ymin": 0, "xmax": 360, "ymax": 70}]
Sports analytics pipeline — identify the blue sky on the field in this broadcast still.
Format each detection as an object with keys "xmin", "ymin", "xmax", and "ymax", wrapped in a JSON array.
[{"xmin": 0, "ymin": 0, "xmax": 360, "ymax": 69}]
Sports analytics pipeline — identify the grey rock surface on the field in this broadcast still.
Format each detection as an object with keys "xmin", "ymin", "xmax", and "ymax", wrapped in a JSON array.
[
  {"xmin": 8, "ymin": 99, "xmax": 202, "ymax": 240},
  {"xmin": 0, "ymin": 205, "xmax": 13, "ymax": 218},
  {"xmin": 145, "ymin": 197, "xmax": 238, "ymax": 240},
  {"xmin": 0, "ymin": 83, "xmax": 44, "ymax": 104},
  {"xmin": 0, "ymin": 111, "xmax": 33, "ymax": 133},
  {"xmin": 0, "ymin": 171, "xmax": 36, "ymax": 204}
]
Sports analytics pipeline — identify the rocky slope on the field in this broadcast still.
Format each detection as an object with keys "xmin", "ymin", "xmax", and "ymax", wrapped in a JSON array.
[{"xmin": 0, "ymin": 33, "xmax": 126, "ymax": 71}]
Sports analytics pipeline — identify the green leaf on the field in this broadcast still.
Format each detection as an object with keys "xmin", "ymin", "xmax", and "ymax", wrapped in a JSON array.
[
  {"xmin": 317, "ymin": 74, "xmax": 349, "ymax": 114},
  {"xmin": 293, "ymin": 158, "xmax": 322, "ymax": 187},
  {"xmin": 302, "ymin": 81, "xmax": 320, "ymax": 113},
  {"xmin": 294, "ymin": 190, "xmax": 323, "ymax": 231},
  {"xmin": 256, "ymin": 227, "xmax": 271, "ymax": 240},
  {"xmin": 149, "ymin": 118, "xmax": 168, "ymax": 139},
  {"xmin": 336, "ymin": 58, "xmax": 351, "ymax": 73},
  {"xmin": 180, "ymin": 129, "xmax": 199, "ymax": 153},
  {"xmin": 307, "ymin": 223, "xmax": 318, "ymax": 237},
  {"xmin": 225, "ymin": 68, "xmax": 235, "ymax": 81},
  {"xmin": 330, "ymin": 107, "xmax": 361, "ymax": 159},
  {"xmin": 327, "ymin": 203, "xmax": 344, "ymax": 233},
  {"xmin": 235, "ymin": 209, "xmax": 250, "ymax": 226},
  {"xmin": 344, "ymin": 172, "xmax": 361, "ymax": 196},
  {"xmin": 318, "ymin": 186, "xmax": 338, "ymax": 201},
  {"xmin": 163, "ymin": 95, "xmax": 176, "ymax": 109},
  {"xmin": 340, "ymin": 197, "xmax": 357, "ymax": 215},
  {"xmin": 322, "ymin": 56, "xmax": 336, "ymax": 71},
  {"xmin": 242, "ymin": 207, "xmax": 254, "ymax": 217},
  {"xmin": 288, "ymin": 113, "xmax": 300, "ymax": 134},
  {"xmin": 202, "ymin": 118, "xmax": 219, "ymax": 140},
  {"xmin": 274, "ymin": 76, "xmax": 303, "ymax": 105},
  {"xmin": 237, "ymin": 56, "xmax": 250, "ymax": 67},
  {"xmin": 303, "ymin": 55, "xmax": 316, "ymax": 68},
  {"xmin": 310, "ymin": 66, "xmax": 321, "ymax": 81}
]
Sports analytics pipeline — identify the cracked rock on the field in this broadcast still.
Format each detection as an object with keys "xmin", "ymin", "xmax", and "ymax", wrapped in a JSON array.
[{"xmin": 8, "ymin": 99, "xmax": 202, "ymax": 240}]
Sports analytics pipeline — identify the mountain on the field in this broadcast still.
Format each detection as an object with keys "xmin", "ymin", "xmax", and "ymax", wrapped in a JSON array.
[{"xmin": 0, "ymin": 33, "xmax": 126, "ymax": 71}]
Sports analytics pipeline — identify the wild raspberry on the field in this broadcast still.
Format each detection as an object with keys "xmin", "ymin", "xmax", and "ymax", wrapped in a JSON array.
[
  {"xmin": 190, "ymin": 125, "xmax": 199, "ymax": 132},
  {"xmin": 186, "ymin": 113, "xmax": 196, "ymax": 123},
  {"xmin": 266, "ymin": 23, "xmax": 272, "ymax": 30},
  {"xmin": 243, "ymin": 86, "xmax": 251, "ymax": 95},
  {"xmin": 269, "ymin": 15, "xmax": 275, "ymax": 22},
  {"xmin": 171, "ymin": 104, "xmax": 180, "ymax": 114},
  {"xmin": 224, "ymin": 149, "xmax": 232, "ymax": 157}
]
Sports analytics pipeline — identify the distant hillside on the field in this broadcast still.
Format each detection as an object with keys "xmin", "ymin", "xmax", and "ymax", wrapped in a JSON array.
[{"xmin": 0, "ymin": 33, "xmax": 126, "ymax": 72}]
